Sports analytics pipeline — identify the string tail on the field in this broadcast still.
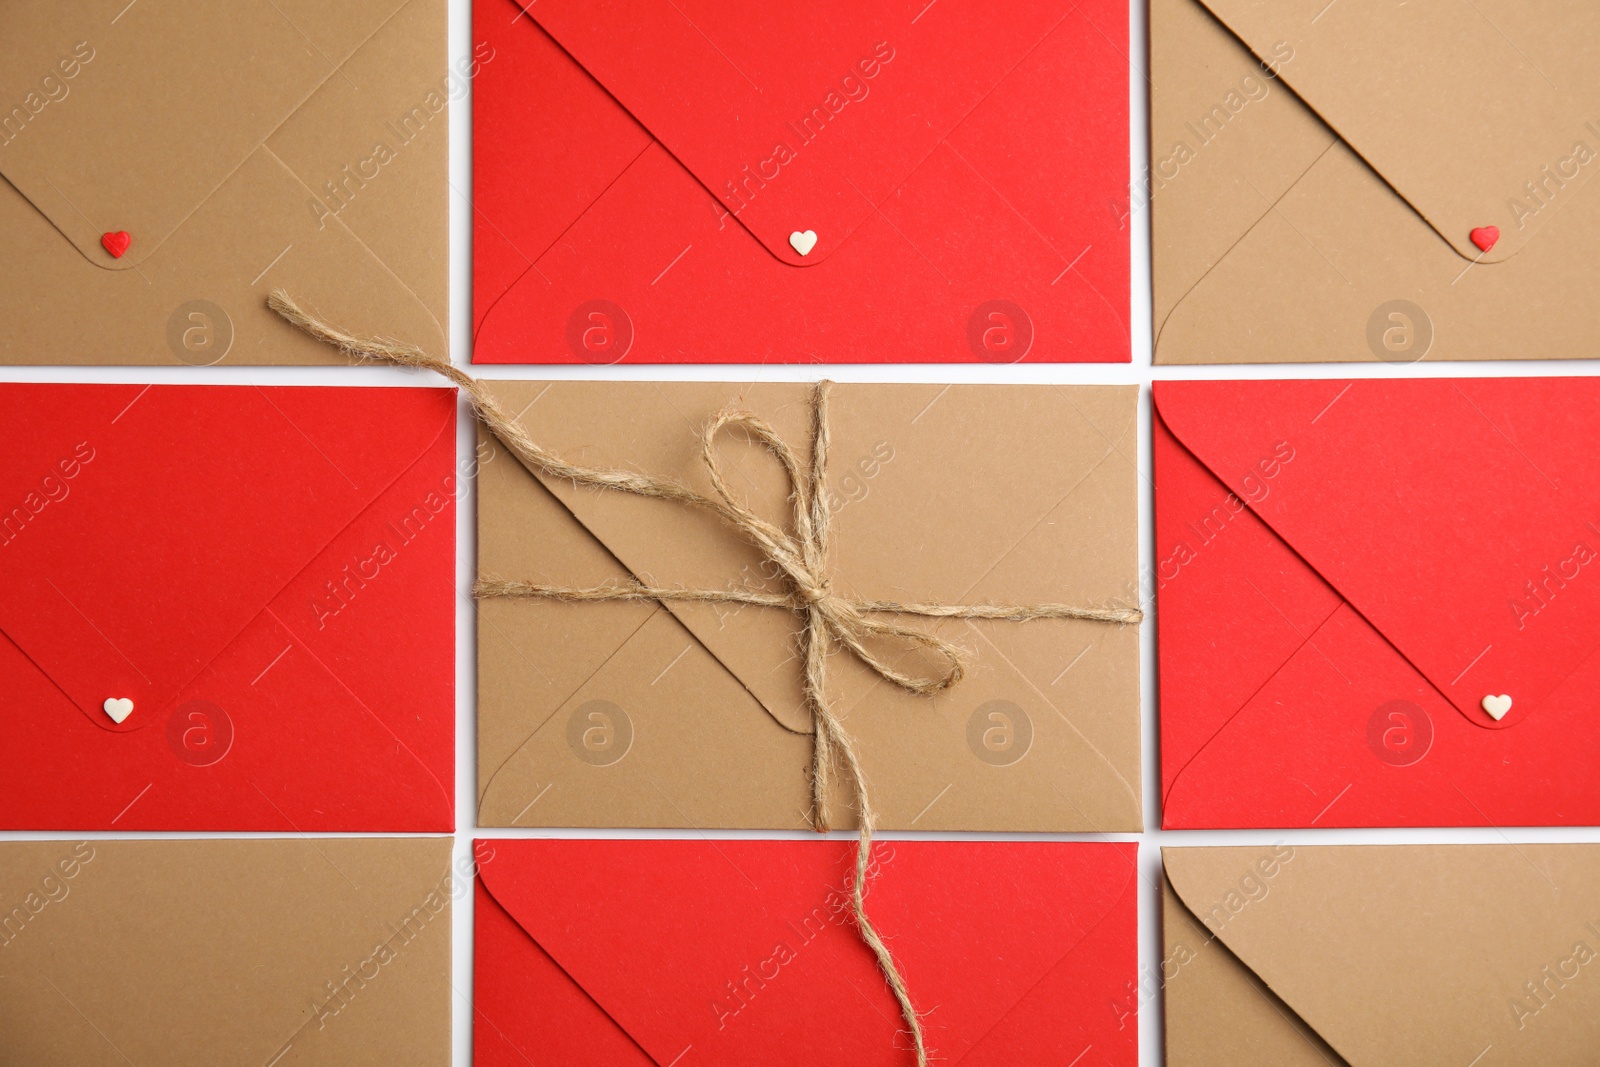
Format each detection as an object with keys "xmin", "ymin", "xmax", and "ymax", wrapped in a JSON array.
[
  {"xmin": 854, "ymin": 857, "xmax": 929, "ymax": 1067},
  {"xmin": 832, "ymin": 718, "xmax": 928, "ymax": 1067}
]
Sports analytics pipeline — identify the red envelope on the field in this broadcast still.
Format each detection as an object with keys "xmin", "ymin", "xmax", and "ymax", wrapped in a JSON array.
[
  {"xmin": 0, "ymin": 383, "xmax": 456, "ymax": 832},
  {"xmin": 1155, "ymin": 378, "xmax": 1600, "ymax": 829},
  {"xmin": 474, "ymin": 839, "xmax": 1137, "ymax": 1066},
  {"xmin": 472, "ymin": 0, "xmax": 1129, "ymax": 364}
]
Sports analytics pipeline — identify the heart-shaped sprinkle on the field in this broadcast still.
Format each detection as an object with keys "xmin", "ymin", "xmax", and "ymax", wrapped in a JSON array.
[
  {"xmin": 788, "ymin": 229, "xmax": 818, "ymax": 257},
  {"xmin": 1481, "ymin": 693, "xmax": 1512, "ymax": 721},
  {"xmin": 1469, "ymin": 226, "xmax": 1499, "ymax": 253},
  {"xmin": 101, "ymin": 231, "xmax": 131, "ymax": 258},
  {"xmin": 103, "ymin": 697, "xmax": 134, "ymax": 724}
]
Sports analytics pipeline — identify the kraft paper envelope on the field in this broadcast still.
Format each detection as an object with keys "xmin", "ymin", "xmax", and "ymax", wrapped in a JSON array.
[
  {"xmin": 0, "ymin": 0, "xmax": 452, "ymax": 365},
  {"xmin": 0, "ymin": 838, "xmax": 453, "ymax": 1066},
  {"xmin": 475, "ymin": 381, "xmax": 1141, "ymax": 831},
  {"xmin": 1152, "ymin": 0, "xmax": 1600, "ymax": 363},
  {"xmin": 1163, "ymin": 844, "xmax": 1600, "ymax": 1066}
]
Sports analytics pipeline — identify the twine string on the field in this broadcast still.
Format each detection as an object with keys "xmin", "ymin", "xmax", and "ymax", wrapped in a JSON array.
[{"xmin": 268, "ymin": 291, "xmax": 1142, "ymax": 1067}]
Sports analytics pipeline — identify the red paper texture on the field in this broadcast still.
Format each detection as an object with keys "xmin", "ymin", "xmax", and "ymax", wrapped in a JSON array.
[
  {"xmin": 1156, "ymin": 378, "xmax": 1600, "ymax": 828},
  {"xmin": 0, "ymin": 383, "xmax": 456, "ymax": 831},
  {"xmin": 472, "ymin": 0, "xmax": 1130, "ymax": 364},
  {"xmin": 474, "ymin": 839, "xmax": 1138, "ymax": 1066}
]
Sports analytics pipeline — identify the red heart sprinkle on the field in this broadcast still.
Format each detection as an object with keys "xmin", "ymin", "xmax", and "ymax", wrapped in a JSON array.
[
  {"xmin": 101, "ymin": 231, "xmax": 131, "ymax": 258},
  {"xmin": 1469, "ymin": 226, "xmax": 1499, "ymax": 253}
]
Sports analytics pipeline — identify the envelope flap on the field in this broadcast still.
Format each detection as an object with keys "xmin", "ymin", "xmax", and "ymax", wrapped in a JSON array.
[
  {"xmin": 0, "ymin": 0, "xmax": 405, "ymax": 269},
  {"xmin": 1154, "ymin": 379, "xmax": 1600, "ymax": 730},
  {"xmin": 523, "ymin": 0, "xmax": 1082, "ymax": 265},
  {"xmin": 1196, "ymin": 0, "xmax": 1596, "ymax": 261},
  {"xmin": 481, "ymin": 381, "xmax": 1137, "ymax": 738},
  {"xmin": 1164, "ymin": 845, "xmax": 1600, "ymax": 1065},
  {"xmin": 0, "ymin": 383, "xmax": 454, "ymax": 729},
  {"xmin": 479, "ymin": 839, "xmax": 1135, "ymax": 1066},
  {"xmin": 482, "ymin": 379, "xmax": 818, "ymax": 734}
]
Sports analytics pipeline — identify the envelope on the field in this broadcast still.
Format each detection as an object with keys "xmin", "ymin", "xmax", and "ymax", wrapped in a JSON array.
[
  {"xmin": 0, "ymin": 0, "xmax": 451, "ymax": 365},
  {"xmin": 1155, "ymin": 378, "xmax": 1600, "ymax": 829},
  {"xmin": 1163, "ymin": 844, "xmax": 1600, "ymax": 1065},
  {"xmin": 0, "ymin": 382, "xmax": 456, "ymax": 831},
  {"xmin": 475, "ymin": 838, "xmax": 1137, "ymax": 1066},
  {"xmin": 475, "ymin": 380, "xmax": 1141, "ymax": 831},
  {"xmin": 471, "ymin": 0, "xmax": 1130, "ymax": 364},
  {"xmin": 0, "ymin": 837, "xmax": 453, "ymax": 1065},
  {"xmin": 1151, "ymin": 0, "xmax": 1600, "ymax": 363}
]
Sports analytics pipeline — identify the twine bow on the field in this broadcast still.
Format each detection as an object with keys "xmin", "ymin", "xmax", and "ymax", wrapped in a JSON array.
[{"xmin": 269, "ymin": 291, "xmax": 1143, "ymax": 1066}]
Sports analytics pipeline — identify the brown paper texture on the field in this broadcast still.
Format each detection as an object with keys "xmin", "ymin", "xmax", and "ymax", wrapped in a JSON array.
[
  {"xmin": 475, "ymin": 380, "xmax": 1142, "ymax": 832},
  {"xmin": 1163, "ymin": 844, "xmax": 1600, "ymax": 1065},
  {"xmin": 0, "ymin": 0, "xmax": 448, "ymax": 365},
  {"xmin": 0, "ymin": 837, "xmax": 453, "ymax": 1065},
  {"xmin": 1152, "ymin": 0, "xmax": 1600, "ymax": 363}
]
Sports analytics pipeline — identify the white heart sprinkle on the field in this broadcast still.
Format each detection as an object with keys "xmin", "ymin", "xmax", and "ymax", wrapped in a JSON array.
[
  {"xmin": 1481, "ymin": 694, "xmax": 1512, "ymax": 721},
  {"xmin": 788, "ymin": 229, "xmax": 818, "ymax": 256},
  {"xmin": 103, "ymin": 697, "xmax": 134, "ymax": 724}
]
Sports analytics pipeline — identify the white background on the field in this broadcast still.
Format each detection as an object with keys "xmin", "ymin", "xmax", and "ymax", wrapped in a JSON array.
[{"xmin": 7, "ymin": 1, "xmax": 1600, "ymax": 1063}]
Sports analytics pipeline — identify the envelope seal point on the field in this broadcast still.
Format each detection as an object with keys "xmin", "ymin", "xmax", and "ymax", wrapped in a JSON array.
[
  {"xmin": 1481, "ymin": 693, "xmax": 1512, "ymax": 720},
  {"xmin": 1469, "ymin": 226, "xmax": 1500, "ymax": 253},
  {"xmin": 103, "ymin": 697, "xmax": 134, "ymax": 724},
  {"xmin": 100, "ymin": 231, "xmax": 132, "ymax": 259},
  {"xmin": 788, "ymin": 229, "xmax": 818, "ymax": 257}
]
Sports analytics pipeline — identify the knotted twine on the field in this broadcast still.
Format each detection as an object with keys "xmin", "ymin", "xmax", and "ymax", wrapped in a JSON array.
[{"xmin": 268, "ymin": 291, "xmax": 1143, "ymax": 1066}]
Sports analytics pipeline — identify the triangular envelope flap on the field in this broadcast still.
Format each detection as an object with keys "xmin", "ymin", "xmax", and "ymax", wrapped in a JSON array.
[
  {"xmin": 1154, "ymin": 379, "xmax": 1600, "ymax": 730},
  {"xmin": 0, "ymin": 383, "xmax": 452, "ymax": 726},
  {"xmin": 1164, "ymin": 845, "xmax": 1600, "ymax": 1066},
  {"xmin": 481, "ymin": 381, "xmax": 1133, "ymax": 738},
  {"xmin": 525, "ymin": 0, "xmax": 1079, "ymax": 265},
  {"xmin": 0, "ymin": 0, "xmax": 405, "ymax": 269},
  {"xmin": 1197, "ymin": 0, "xmax": 1597, "ymax": 262},
  {"xmin": 483, "ymin": 379, "xmax": 817, "ymax": 734},
  {"xmin": 479, "ymin": 840, "xmax": 1133, "ymax": 1067}
]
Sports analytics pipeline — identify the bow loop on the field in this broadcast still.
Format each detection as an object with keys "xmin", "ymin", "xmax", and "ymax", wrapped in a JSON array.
[
  {"xmin": 824, "ymin": 607, "xmax": 968, "ymax": 696},
  {"xmin": 696, "ymin": 389, "xmax": 969, "ymax": 701},
  {"xmin": 698, "ymin": 404, "xmax": 828, "ymax": 600}
]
